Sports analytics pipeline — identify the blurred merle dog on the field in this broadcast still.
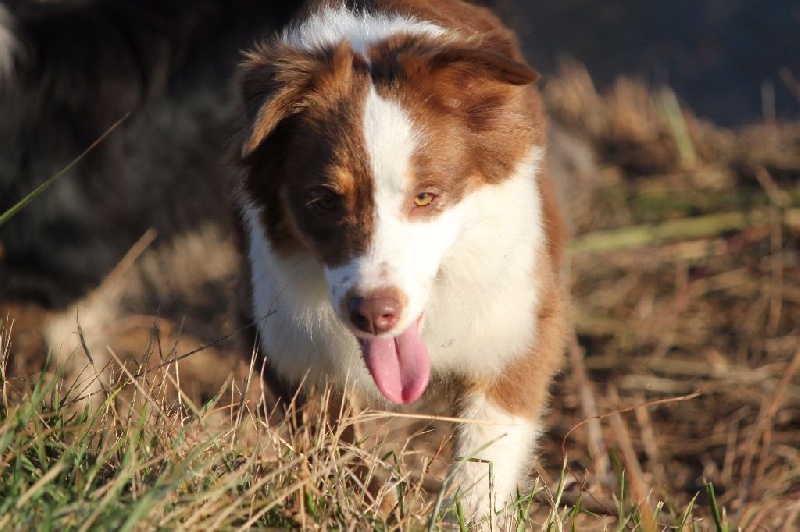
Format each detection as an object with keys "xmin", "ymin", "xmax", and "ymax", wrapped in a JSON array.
[
  {"xmin": 0, "ymin": 1, "xmax": 307, "ymax": 398},
  {"xmin": 0, "ymin": 0, "xmax": 300, "ymax": 310}
]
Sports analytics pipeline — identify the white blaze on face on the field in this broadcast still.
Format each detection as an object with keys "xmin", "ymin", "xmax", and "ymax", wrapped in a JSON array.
[{"xmin": 324, "ymin": 85, "xmax": 468, "ymax": 337}]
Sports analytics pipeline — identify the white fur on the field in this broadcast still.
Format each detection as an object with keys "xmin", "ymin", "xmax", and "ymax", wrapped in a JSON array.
[
  {"xmin": 283, "ymin": 4, "xmax": 445, "ymax": 56},
  {"xmin": 448, "ymin": 397, "xmax": 541, "ymax": 524},
  {"xmin": 0, "ymin": 4, "xmax": 20, "ymax": 83},
  {"xmin": 420, "ymin": 147, "xmax": 545, "ymax": 378}
]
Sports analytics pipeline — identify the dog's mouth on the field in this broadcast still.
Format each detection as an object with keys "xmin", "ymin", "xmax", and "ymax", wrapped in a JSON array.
[{"xmin": 357, "ymin": 316, "xmax": 430, "ymax": 405}]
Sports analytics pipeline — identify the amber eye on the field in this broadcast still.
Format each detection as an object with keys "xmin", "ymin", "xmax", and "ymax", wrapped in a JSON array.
[{"xmin": 413, "ymin": 192, "xmax": 436, "ymax": 207}]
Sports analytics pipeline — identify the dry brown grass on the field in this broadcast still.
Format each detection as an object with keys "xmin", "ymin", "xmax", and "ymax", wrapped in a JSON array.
[{"xmin": 541, "ymin": 60, "xmax": 800, "ymax": 530}]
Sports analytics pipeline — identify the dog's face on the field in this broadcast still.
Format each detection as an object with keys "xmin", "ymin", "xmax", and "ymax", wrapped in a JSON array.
[{"xmin": 238, "ymin": 35, "xmax": 538, "ymax": 403}]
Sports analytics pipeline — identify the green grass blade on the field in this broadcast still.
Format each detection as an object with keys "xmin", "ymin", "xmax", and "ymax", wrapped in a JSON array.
[
  {"xmin": 705, "ymin": 482, "xmax": 727, "ymax": 532},
  {"xmin": 678, "ymin": 492, "xmax": 698, "ymax": 530},
  {"xmin": 0, "ymin": 113, "xmax": 129, "ymax": 227}
]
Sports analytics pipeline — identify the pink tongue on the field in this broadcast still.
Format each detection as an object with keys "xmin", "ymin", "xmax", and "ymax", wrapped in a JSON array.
[{"xmin": 359, "ymin": 321, "xmax": 430, "ymax": 404}]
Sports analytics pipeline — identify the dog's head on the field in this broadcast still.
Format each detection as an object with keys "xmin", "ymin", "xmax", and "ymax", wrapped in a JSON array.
[{"xmin": 236, "ymin": 29, "xmax": 539, "ymax": 403}]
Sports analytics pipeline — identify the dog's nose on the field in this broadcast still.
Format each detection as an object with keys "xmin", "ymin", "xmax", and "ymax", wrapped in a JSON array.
[{"xmin": 348, "ymin": 295, "xmax": 400, "ymax": 335}]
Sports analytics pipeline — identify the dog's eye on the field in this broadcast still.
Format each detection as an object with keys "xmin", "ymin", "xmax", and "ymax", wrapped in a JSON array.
[
  {"xmin": 307, "ymin": 191, "xmax": 339, "ymax": 212},
  {"xmin": 413, "ymin": 192, "xmax": 436, "ymax": 207}
]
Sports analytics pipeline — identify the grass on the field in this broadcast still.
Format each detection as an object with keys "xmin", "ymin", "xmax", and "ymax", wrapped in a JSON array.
[
  {"xmin": 0, "ymin": 336, "xmax": 385, "ymax": 529},
  {"xmin": 0, "ymin": 319, "xmax": 735, "ymax": 530}
]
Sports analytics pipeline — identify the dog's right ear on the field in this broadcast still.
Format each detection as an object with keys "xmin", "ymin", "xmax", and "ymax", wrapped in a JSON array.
[{"xmin": 238, "ymin": 41, "xmax": 317, "ymax": 158}]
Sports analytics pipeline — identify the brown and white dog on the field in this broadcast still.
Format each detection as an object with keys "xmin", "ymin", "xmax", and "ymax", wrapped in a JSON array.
[{"xmin": 234, "ymin": 0, "xmax": 568, "ymax": 522}]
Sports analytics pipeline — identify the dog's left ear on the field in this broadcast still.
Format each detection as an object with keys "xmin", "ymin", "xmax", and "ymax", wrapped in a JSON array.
[{"xmin": 238, "ymin": 41, "xmax": 317, "ymax": 158}]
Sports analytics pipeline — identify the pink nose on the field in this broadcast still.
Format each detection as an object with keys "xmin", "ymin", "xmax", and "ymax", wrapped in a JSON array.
[{"xmin": 348, "ymin": 295, "xmax": 400, "ymax": 335}]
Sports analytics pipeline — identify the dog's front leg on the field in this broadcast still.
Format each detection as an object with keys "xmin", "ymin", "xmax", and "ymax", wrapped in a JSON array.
[{"xmin": 446, "ymin": 391, "xmax": 542, "ymax": 526}]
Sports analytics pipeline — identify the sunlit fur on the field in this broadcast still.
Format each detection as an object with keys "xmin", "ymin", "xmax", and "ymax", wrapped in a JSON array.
[{"xmin": 283, "ymin": 4, "xmax": 445, "ymax": 55}]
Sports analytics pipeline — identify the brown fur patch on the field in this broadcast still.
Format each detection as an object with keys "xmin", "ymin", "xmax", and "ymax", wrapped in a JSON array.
[
  {"xmin": 238, "ymin": 41, "xmax": 377, "ymax": 265},
  {"xmin": 362, "ymin": 9, "xmax": 542, "ymax": 218}
]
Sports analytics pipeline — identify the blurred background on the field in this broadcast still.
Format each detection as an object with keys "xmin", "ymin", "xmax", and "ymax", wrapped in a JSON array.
[{"xmin": 509, "ymin": 0, "xmax": 799, "ymax": 126}]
